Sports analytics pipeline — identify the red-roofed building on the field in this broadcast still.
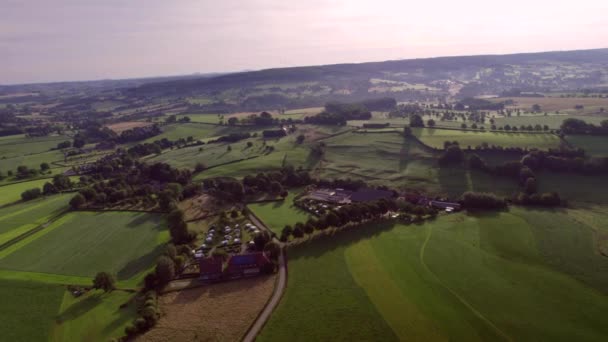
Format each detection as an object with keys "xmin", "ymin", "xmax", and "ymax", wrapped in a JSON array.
[
  {"xmin": 199, "ymin": 256, "xmax": 224, "ymax": 281},
  {"xmin": 225, "ymin": 252, "xmax": 271, "ymax": 279}
]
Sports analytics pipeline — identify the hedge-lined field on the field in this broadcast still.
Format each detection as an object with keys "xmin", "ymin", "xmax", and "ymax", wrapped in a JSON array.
[
  {"xmin": 0, "ymin": 194, "xmax": 71, "ymax": 245},
  {"xmin": 0, "ymin": 211, "xmax": 168, "ymax": 282},
  {"xmin": 248, "ymin": 190, "xmax": 312, "ymax": 233},
  {"xmin": 260, "ymin": 208, "xmax": 608, "ymax": 341},
  {"xmin": 413, "ymin": 128, "xmax": 561, "ymax": 150},
  {"xmin": 51, "ymin": 289, "xmax": 137, "ymax": 342},
  {"xmin": 0, "ymin": 178, "xmax": 55, "ymax": 206}
]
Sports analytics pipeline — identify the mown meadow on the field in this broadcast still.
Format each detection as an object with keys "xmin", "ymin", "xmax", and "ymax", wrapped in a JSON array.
[{"xmin": 260, "ymin": 208, "xmax": 608, "ymax": 341}]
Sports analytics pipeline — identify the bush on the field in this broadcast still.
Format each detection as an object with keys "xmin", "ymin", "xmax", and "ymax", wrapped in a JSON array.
[
  {"xmin": 92, "ymin": 272, "xmax": 115, "ymax": 292},
  {"xmin": 461, "ymin": 192, "xmax": 506, "ymax": 210},
  {"xmin": 21, "ymin": 188, "xmax": 42, "ymax": 201}
]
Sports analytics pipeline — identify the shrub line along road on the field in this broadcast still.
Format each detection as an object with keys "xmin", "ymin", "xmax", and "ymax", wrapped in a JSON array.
[{"xmin": 243, "ymin": 214, "xmax": 287, "ymax": 342}]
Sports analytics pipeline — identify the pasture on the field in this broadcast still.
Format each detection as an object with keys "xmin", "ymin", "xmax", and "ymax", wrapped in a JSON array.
[
  {"xmin": 0, "ymin": 149, "xmax": 65, "ymax": 173},
  {"xmin": 413, "ymin": 127, "xmax": 561, "ymax": 150},
  {"xmin": 0, "ymin": 279, "xmax": 64, "ymax": 341},
  {"xmin": 0, "ymin": 134, "xmax": 70, "ymax": 159},
  {"xmin": 51, "ymin": 289, "xmax": 137, "ymax": 342},
  {"xmin": 260, "ymin": 208, "xmax": 608, "ymax": 341},
  {"xmin": 490, "ymin": 96, "xmax": 608, "ymax": 114},
  {"xmin": 565, "ymin": 135, "xmax": 608, "ymax": 157},
  {"xmin": 248, "ymin": 190, "xmax": 312, "ymax": 233},
  {"xmin": 494, "ymin": 114, "xmax": 606, "ymax": 130},
  {"xmin": 146, "ymin": 137, "xmax": 265, "ymax": 170},
  {"xmin": 317, "ymin": 132, "xmax": 518, "ymax": 196},
  {"xmin": 194, "ymin": 135, "xmax": 313, "ymax": 180},
  {"xmin": 0, "ymin": 211, "xmax": 168, "ymax": 283},
  {"xmin": 0, "ymin": 194, "xmax": 70, "ymax": 246},
  {"xmin": 0, "ymin": 178, "xmax": 56, "ymax": 206}
]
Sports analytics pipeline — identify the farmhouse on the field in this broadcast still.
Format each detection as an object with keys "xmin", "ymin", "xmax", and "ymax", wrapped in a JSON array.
[
  {"xmin": 199, "ymin": 256, "xmax": 223, "ymax": 281},
  {"xmin": 225, "ymin": 252, "xmax": 271, "ymax": 279}
]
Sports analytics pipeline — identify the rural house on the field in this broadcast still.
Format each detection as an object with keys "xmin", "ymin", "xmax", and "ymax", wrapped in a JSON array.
[{"xmin": 225, "ymin": 252, "xmax": 271, "ymax": 279}]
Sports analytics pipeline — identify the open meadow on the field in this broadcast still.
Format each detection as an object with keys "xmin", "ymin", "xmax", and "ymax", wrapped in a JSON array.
[
  {"xmin": 51, "ymin": 289, "xmax": 137, "ymax": 342},
  {"xmin": 490, "ymin": 96, "xmax": 608, "ymax": 114},
  {"xmin": 260, "ymin": 208, "xmax": 608, "ymax": 341},
  {"xmin": 146, "ymin": 136, "xmax": 266, "ymax": 170},
  {"xmin": 248, "ymin": 190, "xmax": 312, "ymax": 233},
  {"xmin": 0, "ymin": 194, "xmax": 71, "ymax": 246},
  {"xmin": 317, "ymin": 131, "xmax": 518, "ymax": 196},
  {"xmin": 0, "ymin": 279, "xmax": 65, "ymax": 341},
  {"xmin": 0, "ymin": 211, "xmax": 169, "ymax": 285},
  {"xmin": 0, "ymin": 178, "xmax": 57, "ymax": 206},
  {"xmin": 413, "ymin": 127, "xmax": 561, "ymax": 150},
  {"xmin": 493, "ymin": 113, "xmax": 606, "ymax": 130},
  {"xmin": 0, "ymin": 134, "xmax": 71, "ymax": 159}
]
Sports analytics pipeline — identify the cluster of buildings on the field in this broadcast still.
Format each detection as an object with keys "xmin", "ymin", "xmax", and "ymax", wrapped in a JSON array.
[
  {"xmin": 199, "ymin": 252, "xmax": 271, "ymax": 281},
  {"xmin": 307, "ymin": 188, "xmax": 394, "ymax": 204}
]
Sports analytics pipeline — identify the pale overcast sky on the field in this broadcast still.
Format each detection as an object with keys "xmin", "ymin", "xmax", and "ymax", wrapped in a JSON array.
[{"xmin": 1, "ymin": 0, "xmax": 607, "ymax": 84}]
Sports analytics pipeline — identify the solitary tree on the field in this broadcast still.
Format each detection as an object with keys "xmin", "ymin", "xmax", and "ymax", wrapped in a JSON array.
[
  {"xmin": 69, "ymin": 193, "xmax": 86, "ymax": 209},
  {"xmin": 93, "ymin": 272, "xmax": 115, "ymax": 292}
]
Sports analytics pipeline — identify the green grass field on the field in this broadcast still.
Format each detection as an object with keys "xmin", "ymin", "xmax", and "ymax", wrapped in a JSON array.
[
  {"xmin": 261, "ymin": 208, "xmax": 608, "ymax": 341},
  {"xmin": 0, "ymin": 194, "xmax": 70, "ymax": 246},
  {"xmin": 494, "ymin": 114, "xmax": 606, "ymax": 130},
  {"xmin": 51, "ymin": 289, "xmax": 137, "ymax": 341},
  {"xmin": 146, "ymin": 137, "xmax": 266, "ymax": 170},
  {"xmin": 413, "ymin": 127, "xmax": 561, "ymax": 150},
  {"xmin": 176, "ymin": 113, "xmax": 221, "ymax": 124},
  {"xmin": 0, "ymin": 178, "xmax": 56, "ymax": 206},
  {"xmin": 0, "ymin": 149, "xmax": 65, "ymax": 172},
  {"xmin": 318, "ymin": 132, "xmax": 518, "ymax": 196},
  {"xmin": 194, "ymin": 134, "xmax": 313, "ymax": 180},
  {"xmin": 0, "ymin": 279, "xmax": 64, "ymax": 341},
  {"xmin": 0, "ymin": 134, "xmax": 70, "ymax": 159},
  {"xmin": 565, "ymin": 135, "xmax": 608, "ymax": 157},
  {"xmin": 0, "ymin": 211, "xmax": 168, "ymax": 283},
  {"xmin": 248, "ymin": 190, "xmax": 312, "ymax": 233}
]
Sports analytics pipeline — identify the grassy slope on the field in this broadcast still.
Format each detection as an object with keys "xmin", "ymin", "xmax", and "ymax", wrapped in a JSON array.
[
  {"xmin": 0, "ymin": 149, "xmax": 65, "ymax": 172},
  {"xmin": 0, "ymin": 279, "xmax": 64, "ymax": 341},
  {"xmin": 0, "ymin": 134, "xmax": 69, "ymax": 159},
  {"xmin": 248, "ymin": 190, "xmax": 312, "ymax": 233},
  {"xmin": 258, "ymin": 232, "xmax": 397, "ymax": 342},
  {"xmin": 146, "ymin": 137, "xmax": 265, "ymax": 170},
  {"xmin": 495, "ymin": 114, "xmax": 606, "ymax": 129},
  {"xmin": 318, "ymin": 132, "xmax": 518, "ymax": 196},
  {"xmin": 262, "ymin": 208, "xmax": 608, "ymax": 341},
  {"xmin": 413, "ymin": 127, "xmax": 561, "ymax": 150},
  {"xmin": 0, "ymin": 211, "xmax": 168, "ymax": 282},
  {"xmin": 0, "ymin": 194, "xmax": 70, "ymax": 245},
  {"xmin": 51, "ymin": 289, "xmax": 136, "ymax": 342},
  {"xmin": 194, "ymin": 134, "xmax": 312, "ymax": 180}
]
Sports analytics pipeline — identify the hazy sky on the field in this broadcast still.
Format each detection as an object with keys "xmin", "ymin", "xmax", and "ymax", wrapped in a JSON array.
[{"xmin": 2, "ymin": 0, "xmax": 607, "ymax": 84}]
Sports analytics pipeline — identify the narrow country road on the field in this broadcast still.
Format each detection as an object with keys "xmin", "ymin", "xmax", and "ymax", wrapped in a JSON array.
[{"xmin": 242, "ymin": 213, "xmax": 288, "ymax": 342}]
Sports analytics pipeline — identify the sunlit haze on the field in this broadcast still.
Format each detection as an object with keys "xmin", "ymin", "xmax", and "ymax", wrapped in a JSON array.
[{"xmin": 2, "ymin": 0, "xmax": 607, "ymax": 84}]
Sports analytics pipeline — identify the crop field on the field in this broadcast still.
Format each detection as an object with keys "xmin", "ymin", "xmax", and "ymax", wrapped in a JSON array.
[
  {"xmin": 248, "ymin": 190, "xmax": 312, "ymax": 233},
  {"xmin": 105, "ymin": 121, "xmax": 152, "ymax": 134},
  {"xmin": 260, "ymin": 208, "xmax": 608, "ymax": 341},
  {"xmin": 413, "ymin": 128, "xmax": 561, "ymax": 150},
  {"xmin": 0, "ymin": 134, "xmax": 70, "ymax": 159},
  {"xmin": 0, "ymin": 194, "xmax": 70, "ymax": 246},
  {"xmin": 0, "ymin": 279, "xmax": 64, "ymax": 341},
  {"xmin": 51, "ymin": 289, "xmax": 137, "ymax": 341},
  {"xmin": 0, "ymin": 211, "xmax": 168, "ymax": 283},
  {"xmin": 146, "ymin": 137, "xmax": 266, "ymax": 170},
  {"xmin": 0, "ymin": 178, "xmax": 56, "ymax": 206},
  {"xmin": 565, "ymin": 135, "xmax": 608, "ymax": 157},
  {"xmin": 317, "ymin": 132, "xmax": 518, "ymax": 196}
]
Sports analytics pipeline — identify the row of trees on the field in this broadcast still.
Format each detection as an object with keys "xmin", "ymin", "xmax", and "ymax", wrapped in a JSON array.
[{"xmin": 561, "ymin": 118, "xmax": 608, "ymax": 135}]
